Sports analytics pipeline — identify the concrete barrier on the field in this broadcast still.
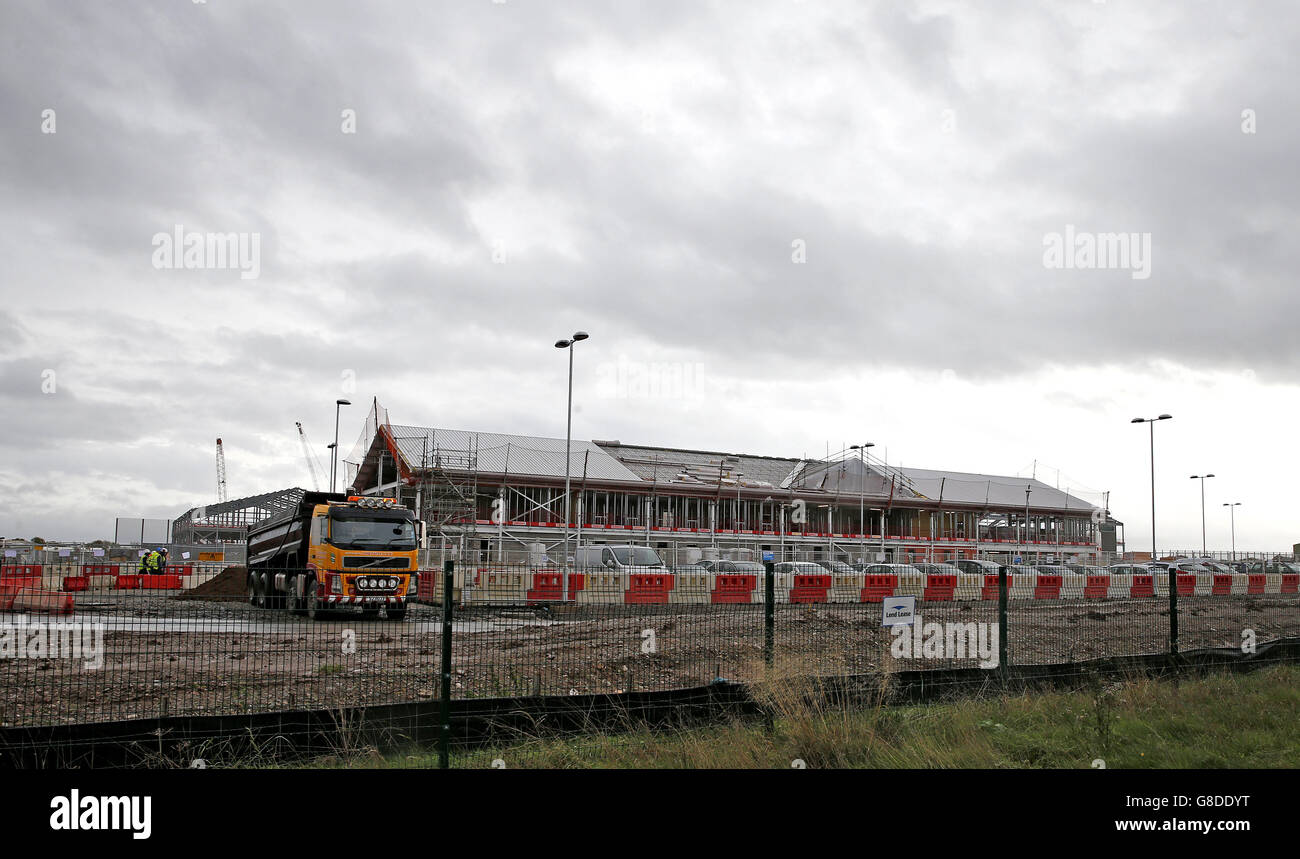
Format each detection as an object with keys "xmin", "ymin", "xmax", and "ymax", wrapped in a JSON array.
[{"xmin": 11, "ymin": 587, "xmax": 74, "ymax": 615}]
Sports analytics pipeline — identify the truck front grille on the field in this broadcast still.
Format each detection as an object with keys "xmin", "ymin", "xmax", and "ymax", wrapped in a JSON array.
[{"xmin": 342, "ymin": 556, "xmax": 411, "ymax": 569}]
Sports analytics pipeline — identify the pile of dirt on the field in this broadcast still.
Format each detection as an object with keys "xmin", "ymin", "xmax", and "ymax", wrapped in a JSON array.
[{"xmin": 175, "ymin": 565, "xmax": 247, "ymax": 601}]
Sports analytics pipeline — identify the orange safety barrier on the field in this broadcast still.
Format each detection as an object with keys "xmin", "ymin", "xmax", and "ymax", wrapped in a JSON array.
[
  {"xmin": 62, "ymin": 576, "xmax": 89, "ymax": 592},
  {"xmin": 1211, "ymin": 574, "xmax": 1233, "ymax": 596},
  {"xmin": 981, "ymin": 574, "xmax": 1011, "ymax": 600},
  {"xmin": 115, "ymin": 574, "xmax": 141, "ymax": 590},
  {"xmin": 526, "ymin": 572, "xmax": 585, "ymax": 603},
  {"xmin": 1282, "ymin": 573, "xmax": 1300, "ymax": 594},
  {"xmin": 139, "ymin": 574, "xmax": 184, "ymax": 590},
  {"xmin": 711, "ymin": 574, "xmax": 757, "ymax": 604},
  {"xmin": 1, "ymin": 583, "xmax": 19, "ymax": 610},
  {"xmin": 84, "ymin": 564, "xmax": 120, "ymax": 577},
  {"xmin": 0, "ymin": 564, "xmax": 42, "ymax": 583},
  {"xmin": 1033, "ymin": 574, "xmax": 1062, "ymax": 599},
  {"xmin": 12, "ymin": 587, "xmax": 74, "ymax": 615},
  {"xmin": 1247, "ymin": 574, "xmax": 1266, "ymax": 595},
  {"xmin": 625, "ymin": 573, "xmax": 673, "ymax": 605},
  {"xmin": 1130, "ymin": 575, "xmax": 1154, "ymax": 598},
  {"xmin": 1084, "ymin": 575, "xmax": 1110, "ymax": 599},
  {"xmin": 860, "ymin": 574, "xmax": 898, "ymax": 602},
  {"xmin": 1175, "ymin": 574, "xmax": 1197, "ymax": 596},
  {"xmin": 790, "ymin": 574, "xmax": 831, "ymax": 603},
  {"xmin": 921, "ymin": 574, "xmax": 956, "ymax": 602}
]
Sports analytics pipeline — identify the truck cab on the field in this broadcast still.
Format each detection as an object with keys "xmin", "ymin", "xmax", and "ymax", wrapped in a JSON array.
[{"xmin": 247, "ymin": 493, "xmax": 420, "ymax": 620}]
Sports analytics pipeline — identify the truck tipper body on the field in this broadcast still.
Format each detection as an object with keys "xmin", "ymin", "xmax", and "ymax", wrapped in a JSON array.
[{"xmin": 245, "ymin": 492, "xmax": 419, "ymax": 620}]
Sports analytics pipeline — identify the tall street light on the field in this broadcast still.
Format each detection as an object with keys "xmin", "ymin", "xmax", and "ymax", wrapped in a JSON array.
[
  {"xmin": 1223, "ymin": 502, "xmax": 1241, "ymax": 561},
  {"xmin": 1133, "ymin": 413, "xmax": 1174, "ymax": 657},
  {"xmin": 1189, "ymin": 473, "xmax": 1215, "ymax": 555},
  {"xmin": 850, "ymin": 443, "xmax": 875, "ymax": 564},
  {"xmin": 555, "ymin": 331, "xmax": 589, "ymax": 601},
  {"xmin": 331, "ymin": 399, "xmax": 352, "ymax": 493},
  {"xmin": 1131, "ymin": 415, "xmax": 1172, "ymax": 561}
]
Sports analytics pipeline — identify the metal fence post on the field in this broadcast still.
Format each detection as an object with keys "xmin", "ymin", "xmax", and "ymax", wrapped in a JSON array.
[
  {"xmin": 439, "ymin": 559, "xmax": 454, "ymax": 770},
  {"xmin": 1168, "ymin": 566, "xmax": 1179, "ymax": 664},
  {"xmin": 998, "ymin": 564, "xmax": 1009, "ymax": 681},
  {"xmin": 764, "ymin": 561, "xmax": 775, "ymax": 668}
]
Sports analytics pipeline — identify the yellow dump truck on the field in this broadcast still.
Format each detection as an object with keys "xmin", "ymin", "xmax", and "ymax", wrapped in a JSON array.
[{"xmin": 246, "ymin": 491, "xmax": 419, "ymax": 620}]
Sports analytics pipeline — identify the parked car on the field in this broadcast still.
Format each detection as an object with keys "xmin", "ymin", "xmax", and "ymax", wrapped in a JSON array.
[
  {"xmin": 718, "ymin": 560, "xmax": 765, "ymax": 574},
  {"xmin": 1188, "ymin": 559, "xmax": 1235, "ymax": 574},
  {"xmin": 821, "ymin": 561, "xmax": 859, "ymax": 576},
  {"xmin": 1108, "ymin": 563, "xmax": 1154, "ymax": 575},
  {"xmin": 1067, "ymin": 564, "xmax": 1110, "ymax": 575},
  {"xmin": 1033, "ymin": 564, "xmax": 1072, "ymax": 576},
  {"xmin": 671, "ymin": 564, "xmax": 711, "ymax": 576},
  {"xmin": 912, "ymin": 563, "xmax": 962, "ymax": 576},
  {"xmin": 860, "ymin": 563, "xmax": 924, "ymax": 576},
  {"xmin": 950, "ymin": 558, "xmax": 1002, "ymax": 577},
  {"xmin": 573, "ymin": 544, "xmax": 666, "ymax": 572},
  {"xmin": 774, "ymin": 561, "xmax": 832, "ymax": 576},
  {"xmin": 695, "ymin": 559, "xmax": 723, "ymax": 571}
]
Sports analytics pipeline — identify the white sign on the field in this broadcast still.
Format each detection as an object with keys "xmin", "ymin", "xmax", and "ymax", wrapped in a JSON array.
[
  {"xmin": 138, "ymin": 550, "xmax": 148, "ymax": 557},
  {"xmin": 882, "ymin": 595, "xmax": 917, "ymax": 627},
  {"xmin": 181, "ymin": 552, "xmax": 190, "ymax": 560},
  {"xmin": 92, "ymin": 548, "xmax": 105, "ymax": 557},
  {"xmin": 3, "ymin": 550, "xmax": 15, "ymax": 558},
  {"xmin": 58, "ymin": 548, "xmax": 71, "ymax": 557}
]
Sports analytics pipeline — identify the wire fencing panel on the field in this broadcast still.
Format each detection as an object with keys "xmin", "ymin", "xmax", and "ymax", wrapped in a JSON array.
[{"xmin": 1, "ymin": 560, "xmax": 1298, "ymax": 768}]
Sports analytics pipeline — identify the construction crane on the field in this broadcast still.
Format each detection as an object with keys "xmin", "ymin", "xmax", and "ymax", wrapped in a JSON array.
[
  {"xmin": 215, "ymin": 438, "xmax": 229, "ymax": 504},
  {"xmin": 295, "ymin": 422, "xmax": 327, "ymax": 492}
]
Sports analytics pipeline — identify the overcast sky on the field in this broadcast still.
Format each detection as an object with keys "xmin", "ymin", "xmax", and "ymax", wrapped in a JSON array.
[{"xmin": 1, "ymin": 1, "xmax": 1297, "ymax": 552}]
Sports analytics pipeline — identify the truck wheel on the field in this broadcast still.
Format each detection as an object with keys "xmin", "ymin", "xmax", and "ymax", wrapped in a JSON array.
[
  {"xmin": 265, "ymin": 575, "xmax": 285, "ymax": 610},
  {"xmin": 385, "ymin": 605, "xmax": 407, "ymax": 622},
  {"xmin": 250, "ymin": 574, "xmax": 266, "ymax": 609},
  {"xmin": 305, "ymin": 579, "xmax": 327, "ymax": 621},
  {"xmin": 286, "ymin": 577, "xmax": 305, "ymax": 615}
]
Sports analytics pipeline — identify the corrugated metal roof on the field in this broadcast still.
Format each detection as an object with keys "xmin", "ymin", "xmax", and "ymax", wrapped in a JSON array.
[
  {"xmin": 896, "ymin": 466, "xmax": 1097, "ymax": 510},
  {"xmin": 597, "ymin": 443, "xmax": 799, "ymax": 489},
  {"xmin": 384, "ymin": 425, "xmax": 642, "ymax": 482},
  {"xmin": 378, "ymin": 424, "xmax": 1101, "ymax": 511}
]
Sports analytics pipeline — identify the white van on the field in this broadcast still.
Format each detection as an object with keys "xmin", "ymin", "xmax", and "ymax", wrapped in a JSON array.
[{"xmin": 573, "ymin": 544, "xmax": 666, "ymax": 572}]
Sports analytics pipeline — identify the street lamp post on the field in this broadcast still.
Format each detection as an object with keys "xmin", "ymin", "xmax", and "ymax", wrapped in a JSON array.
[
  {"xmin": 555, "ymin": 331, "xmax": 589, "ymax": 601},
  {"xmin": 1132, "ymin": 414, "xmax": 1174, "ymax": 655},
  {"xmin": 850, "ymin": 443, "xmax": 875, "ymax": 564},
  {"xmin": 1131, "ymin": 415, "xmax": 1172, "ymax": 561},
  {"xmin": 331, "ymin": 399, "xmax": 351, "ymax": 493},
  {"xmin": 1223, "ymin": 502, "xmax": 1241, "ymax": 561},
  {"xmin": 1189, "ymin": 473, "xmax": 1216, "ymax": 556}
]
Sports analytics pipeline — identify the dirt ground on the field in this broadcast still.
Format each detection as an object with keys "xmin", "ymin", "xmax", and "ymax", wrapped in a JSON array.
[{"xmin": 1, "ymin": 594, "xmax": 1296, "ymax": 727}]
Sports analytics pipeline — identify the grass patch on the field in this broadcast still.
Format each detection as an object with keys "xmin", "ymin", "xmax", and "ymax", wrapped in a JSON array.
[{"xmin": 296, "ymin": 664, "xmax": 1300, "ymax": 769}]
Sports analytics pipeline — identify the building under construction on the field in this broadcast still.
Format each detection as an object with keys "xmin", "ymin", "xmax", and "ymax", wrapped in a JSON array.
[{"xmin": 340, "ymin": 404, "xmax": 1121, "ymax": 567}]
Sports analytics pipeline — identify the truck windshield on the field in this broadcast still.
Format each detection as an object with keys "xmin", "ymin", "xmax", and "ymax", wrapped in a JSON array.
[
  {"xmin": 329, "ymin": 516, "xmax": 417, "ymax": 550},
  {"xmin": 612, "ymin": 547, "xmax": 663, "ymax": 567}
]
